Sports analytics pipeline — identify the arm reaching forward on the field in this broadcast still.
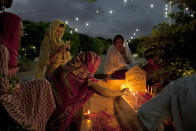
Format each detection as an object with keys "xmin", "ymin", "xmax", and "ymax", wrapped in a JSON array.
[{"xmin": 88, "ymin": 80, "xmax": 126, "ymax": 97}]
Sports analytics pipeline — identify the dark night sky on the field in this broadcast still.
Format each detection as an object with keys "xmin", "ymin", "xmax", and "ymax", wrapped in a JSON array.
[{"xmin": 8, "ymin": 0, "xmax": 170, "ymax": 40}]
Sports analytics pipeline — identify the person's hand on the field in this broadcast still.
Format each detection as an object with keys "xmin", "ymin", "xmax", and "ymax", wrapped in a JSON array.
[
  {"xmin": 46, "ymin": 59, "xmax": 50, "ymax": 66},
  {"xmin": 103, "ymin": 76, "xmax": 111, "ymax": 82},
  {"xmin": 8, "ymin": 67, "xmax": 19, "ymax": 78},
  {"xmin": 64, "ymin": 40, "xmax": 71, "ymax": 50},
  {"xmin": 14, "ymin": 80, "xmax": 21, "ymax": 93},
  {"xmin": 163, "ymin": 117, "xmax": 172, "ymax": 126},
  {"xmin": 152, "ymin": 82, "xmax": 162, "ymax": 88},
  {"xmin": 121, "ymin": 88, "xmax": 130, "ymax": 95},
  {"xmin": 50, "ymin": 49, "xmax": 63, "ymax": 64}
]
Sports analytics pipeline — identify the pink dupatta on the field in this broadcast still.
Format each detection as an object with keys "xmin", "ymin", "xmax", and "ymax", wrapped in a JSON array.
[
  {"xmin": 47, "ymin": 51, "xmax": 101, "ymax": 131},
  {"xmin": 0, "ymin": 12, "xmax": 21, "ymax": 69}
]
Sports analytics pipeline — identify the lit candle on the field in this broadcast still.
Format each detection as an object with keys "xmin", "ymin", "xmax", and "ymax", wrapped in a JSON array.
[
  {"xmin": 133, "ymin": 92, "xmax": 135, "ymax": 106},
  {"xmin": 135, "ymin": 93, "xmax": 138, "ymax": 108},
  {"xmin": 84, "ymin": 109, "xmax": 90, "ymax": 119},
  {"xmin": 87, "ymin": 119, "xmax": 91, "ymax": 130},
  {"xmin": 87, "ymin": 119, "xmax": 91, "ymax": 124},
  {"xmin": 133, "ymin": 92, "xmax": 135, "ymax": 97},
  {"xmin": 121, "ymin": 84, "xmax": 125, "ymax": 90},
  {"xmin": 130, "ymin": 89, "xmax": 132, "ymax": 104}
]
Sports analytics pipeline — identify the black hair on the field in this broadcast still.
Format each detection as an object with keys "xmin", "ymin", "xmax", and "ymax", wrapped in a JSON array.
[
  {"xmin": 144, "ymin": 47, "xmax": 156, "ymax": 59},
  {"xmin": 59, "ymin": 24, "xmax": 65, "ymax": 27},
  {"xmin": 102, "ymin": 50, "xmax": 107, "ymax": 55},
  {"xmin": 113, "ymin": 34, "xmax": 124, "ymax": 44}
]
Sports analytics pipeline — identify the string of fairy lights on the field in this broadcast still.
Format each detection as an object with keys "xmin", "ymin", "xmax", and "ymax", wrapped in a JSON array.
[
  {"xmin": 62, "ymin": 0, "xmax": 144, "ymax": 40},
  {"xmin": 19, "ymin": 0, "xmax": 194, "ymax": 49},
  {"xmin": 183, "ymin": 4, "xmax": 194, "ymax": 18},
  {"xmin": 62, "ymin": 0, "xmax": 179, "ymax": 42}
]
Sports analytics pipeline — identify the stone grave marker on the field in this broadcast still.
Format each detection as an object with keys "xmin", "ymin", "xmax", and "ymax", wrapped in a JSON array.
[{"xmin": 125, "ymin": 66, "xmax": 146, "ymax": 92}]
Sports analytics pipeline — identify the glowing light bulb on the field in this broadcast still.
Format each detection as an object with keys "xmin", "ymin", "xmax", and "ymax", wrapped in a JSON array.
[
  {"xmin": 65, "ymin": 21, "xmax": 68, "ymax": 24},
  {"xmin": 136, "ymin": 29, "xmax": 139, "ymax": 32},
  {"xmin": 75, "ymin": 17, "xmax": 79, "ymax": 21},
  {"xmin": 86, "ymin": 22, "xmax": 89, "ymax": 26},
  {"xmin": 96, "ymin": 10, "xmax": 99, "ymax": 14},
  {"xmin": 75, "ymin": 28, "xmax": 78, "ymax": 32},
  {"xmin": 150, "ymin": 4, "xmax": 154, "ymax": 8},
  {"xmin": 109, "ymin": 10, "xmax": 113, "ymax": 14}
]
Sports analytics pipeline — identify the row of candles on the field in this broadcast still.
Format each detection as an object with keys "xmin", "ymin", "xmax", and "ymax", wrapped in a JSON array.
[
  {"xmin": 121, "ymin": 84, "xmax": 154, "ymax": 95},
  {"xmin": 121, "ymin": 84, "xmax": 154, "ymax": 110},
  {"xmin": 83, "ymin": 84, "xmax": 155, "ymax": 129}
]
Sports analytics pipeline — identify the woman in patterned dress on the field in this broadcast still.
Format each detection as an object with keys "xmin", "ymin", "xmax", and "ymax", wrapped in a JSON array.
[
  {"xmin": 0, "ymin": 12, "xmax": 56, "ymax": 131},
  {"xmin": 46, "ymin": 51, "xmax": 128, "ymax": 131}
]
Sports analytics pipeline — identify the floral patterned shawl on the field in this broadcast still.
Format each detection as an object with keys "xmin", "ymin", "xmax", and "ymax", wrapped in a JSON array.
[{"xmin": 47, "ymin": 51, "xmax": 101, "ymax": 131}]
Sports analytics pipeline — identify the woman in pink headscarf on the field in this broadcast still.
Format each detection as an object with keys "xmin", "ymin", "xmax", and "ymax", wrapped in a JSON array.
[
  {"xmin": 0, "ymin": 12, "xmax": 56, "ymax": 131},
  {"xmin": 47, "ymin": 51, "xmax": 128, "ymax": 131}
]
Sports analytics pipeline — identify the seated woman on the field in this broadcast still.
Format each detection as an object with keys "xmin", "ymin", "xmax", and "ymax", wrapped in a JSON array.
[
  {"xmin": 104, "ymin": 34, "xmax": 135, "ymax": 80},
  {"xmin": 142, "ymin": 47, "xmax": 159, "ymax": 92},
  {"xmin": 35, "ymin": 19, "xmax": 72, "ymax": 79},
  {"xmin": 0, "ymin": 12, "xmax": 56, "ymax": 131},
  {"xmin": 46, "ymin": 51, "xmax": 128, "ymax": 131}
]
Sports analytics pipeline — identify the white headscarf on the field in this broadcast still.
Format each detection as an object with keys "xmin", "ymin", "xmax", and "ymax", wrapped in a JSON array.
[{"xmin": 104, "ymin": 44, "xmax": 135, "ymax": 75}]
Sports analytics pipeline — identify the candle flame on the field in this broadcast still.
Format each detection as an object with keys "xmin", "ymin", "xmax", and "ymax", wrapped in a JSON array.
[
  {"xmin": 121, "ymin": 84, "xmax": 125, "ymax": 90},
  {"xmin": 88, "ymin": 110, "xmax": 90, "ymax": 114},
  {"xmin": 133, "ymin": 92, "xmax": 135, "ymax": 96},
  {"xmin": 87, "ymin": 119, "xmax": 90, "ymax": 124}
]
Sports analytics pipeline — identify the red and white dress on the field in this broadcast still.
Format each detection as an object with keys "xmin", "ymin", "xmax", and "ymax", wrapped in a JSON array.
[{"xmin": 0, "ymin": 44, "xmax": 56, "ymax": 131}]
